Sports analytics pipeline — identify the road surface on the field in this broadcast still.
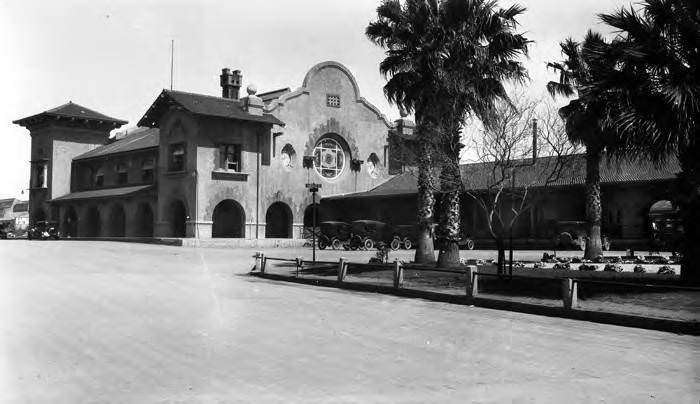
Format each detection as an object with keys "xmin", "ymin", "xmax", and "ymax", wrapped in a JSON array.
[{"xmin": 1, "ymin": 241, "xmax": 698, "ymax": 403}]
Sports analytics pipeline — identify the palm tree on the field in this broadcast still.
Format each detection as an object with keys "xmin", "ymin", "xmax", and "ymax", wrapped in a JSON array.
[
  {"xmin": 547, "ymin": 32, "xmax": 622, "ymax": 260},
  {"xmin": 594, "ymin": 0, "xmax": 699, "ymax": 283},
  {"xmin": 366, "ymin": 0, "xmax": 443, "ymax": 264},
  {"xmin": 367, "ymin": 0, "xmax": 530, "ymax": 267}
]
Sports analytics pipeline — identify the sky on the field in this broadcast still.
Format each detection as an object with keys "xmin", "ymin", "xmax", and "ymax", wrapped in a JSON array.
[{"xmin": 0, "ymin": 0, "xmax": 631, "ymax": 199}]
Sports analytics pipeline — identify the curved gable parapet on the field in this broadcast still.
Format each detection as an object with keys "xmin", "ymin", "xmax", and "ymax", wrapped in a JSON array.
[
  {"xmin": 357, "ymin": 97, "xmax": 392, "ymax": 129},
  {"xmin": 265, "ymin": 60, "xmax": 394, "ymax": 128},
  {"xmin": 302, "ymin": 61, "xmax": 361, "ymax": 100}
]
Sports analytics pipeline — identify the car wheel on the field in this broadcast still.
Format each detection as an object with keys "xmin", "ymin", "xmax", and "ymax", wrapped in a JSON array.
[
  {"xmin": 318, "ymin": 237, "xmax": 328, "ymax": 250},
  {"xmin": 466, "ymin": 239, "xmax": 475, "ymax": 250},
  {"xmin": 403, "ymin": 238, "xmax": 412, "ymax": 250},
  {"xmin": 390, "ymin": 238, "xmax": 401, "ymax": 251},
  {"xmin": 331, "ymin": 238, "xmax": 342, "ymax": 250},
  {"xmin": 363, "ymin": 238, "xmax": 374, "ymax": 250}
]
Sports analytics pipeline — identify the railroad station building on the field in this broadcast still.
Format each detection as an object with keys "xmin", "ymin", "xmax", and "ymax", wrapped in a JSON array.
[
  {"xmin": 13, "ymin": 61, "xmax": 395, "ymax": 240},
  {"xmin": 13, "ymin": 60, "xmax": 680, "ymax": 248}
]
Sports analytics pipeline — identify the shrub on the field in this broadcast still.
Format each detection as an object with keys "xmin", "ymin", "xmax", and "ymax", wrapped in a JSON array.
[
  {"xmin": 604, "ymin": 263, "xmax": 623, "ymax": 272},
  {"xmin": 633, "ymin": 264, "xmax": 646, "ymax": 273},
  {"xmin": 533, "ymin": 262, "xmax": 544, "ymax": 269},
  {"xmin": 553, "ymin": 262, "xmax": 571, "ymax": 270},
  {"xmin": 578, "ymin": 264, "xmax": 598, "ymax": 271},
  {"xmin": 556, "ymin": 256, "xmax": 571, "ymax": 263},
  {"xmin": 611, "ymin": 256, "xmax": 622, "ymax": 264},
  {"xmin": 593, "ymin": 255, "xmax": 606, "ymax": 263},
  {"xmin": 657, "ymin": 265, "xmax": 676, "ymax": 275},
  {"xmin": 571, "ymin": 257, "xmax": 582, "ymax": 263}
]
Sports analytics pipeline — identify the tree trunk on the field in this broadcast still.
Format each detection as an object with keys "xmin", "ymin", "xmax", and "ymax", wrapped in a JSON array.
[
  {"xmin": 437, "ymin": 160, "xmax": 462, "ymax": 268},
  {"xmin": 679, "ymin": 142, "xmax": 700, "ymax": 284},
  {"xmin": 584, "ymin": 148, "xmax": 604, "ymax": 260},
  {"xmin": 495, "ymin": 236, "xmax": 506, "ymax": 274},
  {"xmin": 415, "ymin": 140, "xmax": 436, "ymax": 264}
]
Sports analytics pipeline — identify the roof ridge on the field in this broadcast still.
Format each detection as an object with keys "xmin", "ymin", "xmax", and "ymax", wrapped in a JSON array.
[{"xmin": 165, "ymin": 89, "xmax": 242, "ymax": 104}]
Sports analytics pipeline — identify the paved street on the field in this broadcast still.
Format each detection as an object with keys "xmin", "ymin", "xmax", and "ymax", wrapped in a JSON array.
[{"xmin": 1, "ymin": 241, "xmax": 698, "ymax": 403}]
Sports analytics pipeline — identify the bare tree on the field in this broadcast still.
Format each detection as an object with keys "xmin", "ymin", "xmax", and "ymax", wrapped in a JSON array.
[{"xmin": 464, "ymin": 96, "xmax": 579, "ymax": 273}]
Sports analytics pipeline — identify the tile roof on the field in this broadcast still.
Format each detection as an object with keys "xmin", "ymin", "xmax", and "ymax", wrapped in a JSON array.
[
  {"xmin": 50, "ymin": 185, "xmax": 154, "ymax": 202},
  {"xmin": 0, "ymin": 198, "xmax": 16, "ymax": 209},
  {"xmin": 13, "ymin": 101, "xmax": 127, "ymax": 128},
  {"xmin": 324, "ymin": 154, "xmax": 680, "ymax": 200},
  {"xmin": 138, "ymin": 90, "xmax": 284, "ymax": 128},
  {"xmin": 258, "ymin": 88, "xmax": 291, "ymax": 103},
  {"xmin": 74, "ymin": 127, "xmax": 159, "ymax": 160}
]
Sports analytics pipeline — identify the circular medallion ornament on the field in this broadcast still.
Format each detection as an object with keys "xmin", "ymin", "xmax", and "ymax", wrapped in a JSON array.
[{"xmin": 313, "ymin": 137, "xmax": 346, "ymax": 180}]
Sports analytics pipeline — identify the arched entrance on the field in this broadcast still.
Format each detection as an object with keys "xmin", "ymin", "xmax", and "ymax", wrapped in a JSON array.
[
  {"xmin": 85, "ymin": 205, "xmax": 101, "ymax": 237},
  {"xmin": 212, "ymin": 199, "xmax": 245, "ymax": 238},
  {"xmin": 303, "ymin": 203, "xmax": 320, "ymax": 239},
  {"xmin": 134, "ymin": 202, "xmax": 154, "ymax": 237},
  {"xmin": 170, "ymin": 200, "xmax": 187, "ymax": 237},
  {"xmin": 265, "ymin": 202, "xmax": 292, "ymax": 238},
  {"xmin": 63, "ymin": 206, "xmax": 78, "ymax": 237},
  {"xmin": 108, "ymin": 204, "xmax": 126, "ymax": 237}
]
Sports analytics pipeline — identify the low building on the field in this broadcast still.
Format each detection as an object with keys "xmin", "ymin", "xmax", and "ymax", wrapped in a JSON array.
[
  {"xmin": 0, "ymin": 198, "xmax": 29, "ymax": 232},
  {"xmin": 323, "ymin": 153, "xmax": 680, "ymax": 249}
]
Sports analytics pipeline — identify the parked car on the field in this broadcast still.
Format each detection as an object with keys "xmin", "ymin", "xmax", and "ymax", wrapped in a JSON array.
[
  {"xmin": 317, "ymin": 221, "xmax": 351, "ymax": 250},
  {"xmin": 27, "ymin": 221, "xmax": 60, "ymax": 240},
  {"xmin": 393, "ymin": 224, "xmax": 420, "ymax": 250},
  {"xmin": 349, "ymin": 220, "xmax": 394, "ymax": 250}
]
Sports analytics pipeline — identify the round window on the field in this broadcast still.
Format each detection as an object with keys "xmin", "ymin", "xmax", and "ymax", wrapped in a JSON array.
[{"xmin": 313, "ymin": 137, "xmax": 346, "ymax": 180}]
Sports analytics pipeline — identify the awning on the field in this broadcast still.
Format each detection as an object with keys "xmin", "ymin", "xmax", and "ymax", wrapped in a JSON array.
[{"xmin": 50, "ymin": 185, "xmax": 154, "ymax": 202}]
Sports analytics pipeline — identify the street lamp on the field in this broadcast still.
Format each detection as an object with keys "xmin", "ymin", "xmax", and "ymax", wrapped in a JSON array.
[{"xmin": 303, "ymin": 156, "xmax": 322, "ymax": 263}]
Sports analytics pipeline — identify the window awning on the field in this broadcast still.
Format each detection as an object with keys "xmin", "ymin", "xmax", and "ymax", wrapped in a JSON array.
[{"xmin": 49, "ymin": 185, "xmax": 154, "ymax": 203}]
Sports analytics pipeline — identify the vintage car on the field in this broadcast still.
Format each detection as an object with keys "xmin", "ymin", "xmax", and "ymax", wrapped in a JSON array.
[
  {"xmin": 552, "ymin": 220, "xmax": 610, "ymax": 251},
  {"xmin": 457, "ymin": 233, "xmax": 475, "ymax": 250},
  {"xmin": 393, "ymin": 224, "xmax": 420, "ymax": 250},
  {"xmin": 349, "ymin": 220, "xmax": 394, "ymax": 250},
  {"xmin": 317, "ymin": 221, "xmax": 351, "ymax": 250},
  {"xmin": 27, "ymin": 221, "xmax": 60, "ymax": 240}
]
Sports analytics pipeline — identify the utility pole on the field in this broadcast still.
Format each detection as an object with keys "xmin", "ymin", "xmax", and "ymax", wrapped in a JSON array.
[{"xmin": 170, "ymin": 39, "xmax": 174, "ymax": 90}]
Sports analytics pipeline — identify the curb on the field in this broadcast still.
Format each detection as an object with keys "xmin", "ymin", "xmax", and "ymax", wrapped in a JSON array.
[{"xmin": 251, "ymin": 272, "xmax": 700, "ymax": 335}]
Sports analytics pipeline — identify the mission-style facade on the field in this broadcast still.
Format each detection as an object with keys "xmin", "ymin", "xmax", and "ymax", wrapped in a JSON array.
[{"xmin": 13, "ymin": 61, "xmax": 397, "ymax": 240}]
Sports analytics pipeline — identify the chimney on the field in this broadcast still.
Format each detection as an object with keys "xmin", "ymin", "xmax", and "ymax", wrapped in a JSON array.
[
  {"xmin": 220, "ymin": 68, "xmax": 242, "ymax": 99},
  {"xmin": 532, "ymin": 118, "xmax": 538, "ymax": 161}
]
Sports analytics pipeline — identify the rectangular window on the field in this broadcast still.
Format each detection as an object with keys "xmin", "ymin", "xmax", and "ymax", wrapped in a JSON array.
[
  {"xmin": 142, "ymin": 159, "xmax": 154, "ymax": 182},
  {"xmin": 326, "ymin": 94, "xmax": 340, "ymax": 108},
  {"xmin": 219, "ymin": 144, "xmax": 242, "ymax": 172},
  {"xmin": 116, "ymin": 163, "xmax": 128, "ymax": 185},
  {"xmin": 31, "ymin": 162, "xmax": 47, "ymax": 188},
  {"xmin": 95, "ymin": 169, "xmax": 104, "ymax": 188},
  {"xmin": 169, "ymin": 143, "xmax": 186, "ymax": 172}
]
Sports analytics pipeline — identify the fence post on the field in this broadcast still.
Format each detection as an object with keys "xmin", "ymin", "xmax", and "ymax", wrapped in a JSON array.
[
  {"xmin": 337, "ymin": 257, "xmax": 347, "ymax": 282},
  {"xmin": 253, "ymin": 251, "xmax": 262, "ymax": 271},
  {"xmin": 260, "ymin": 253, "xmax": 266, "ymax": 274},
  {"xmin": 296, "ymin": 257, "xmax": 303, "ymax": 277},
  {"xmin": 562, "ymin": 278, "xmax": 578, "ymax": 309},
  {"xmin": 466, "ymin": 265, "xmax": 478, "ymax": 297},
  {"xmin": 393, "ymin": 260, "xmax": 403, "ymax": 288}
]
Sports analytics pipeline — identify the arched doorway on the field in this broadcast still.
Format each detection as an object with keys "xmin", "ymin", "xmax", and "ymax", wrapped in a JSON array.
[
  {"xmin": 212, "ymin": 199, "xmax": 245, "ymax": 238},
  {"xmin": 303, "ymin": 203, "xmax": 320, "ymax": 239},
  {"xmin": 108, "ymin": 204, "xmax": 126, "ymax": 237},
  {"xmin": 265, "ymin": 202, "xmax": 292, "ymax": 238},
  {"xmin": 170, "ymin": 200, "xmax": 187, "ymax": 237},
  {"xmin": 135, "ymin": 202, "xmax": 154, "ymax": 237},
  {"xmin": 85, "ymin": 205, "xmax": 101, "ymax": 237},
  {"xmin": 63, "ymin": 206, "xmax": 78, "ymax": 237}
]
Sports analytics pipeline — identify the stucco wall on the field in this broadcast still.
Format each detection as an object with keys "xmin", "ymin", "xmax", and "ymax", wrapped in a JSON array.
[{"xmin": 263, "ymin": 61, "xmax": 393, "ymax": 236}]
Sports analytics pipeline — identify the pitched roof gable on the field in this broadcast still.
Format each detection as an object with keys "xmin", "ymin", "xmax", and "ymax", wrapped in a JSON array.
[
  {"xmin": 74, "ymin": 127, "xmax": 159, "ymax": 160},
  {"xmin": 138, "ymin": 90, "xmax": 284, "ymax": 128},
  {"xmin": 13, "ymin": 101, "xmax": 127, "ymax": 128}
]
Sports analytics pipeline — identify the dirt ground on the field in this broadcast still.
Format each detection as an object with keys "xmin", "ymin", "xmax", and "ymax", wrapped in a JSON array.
[{"xmin": 1, "ymin": 241, "xmax": 698, "ymax": 403}]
